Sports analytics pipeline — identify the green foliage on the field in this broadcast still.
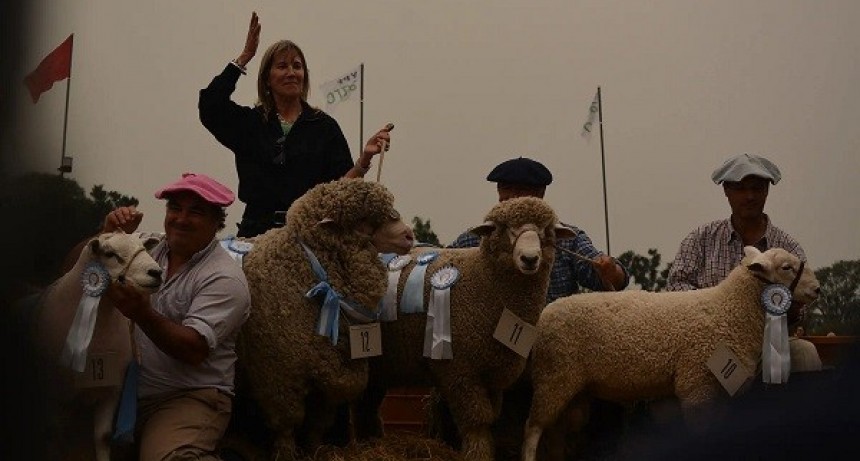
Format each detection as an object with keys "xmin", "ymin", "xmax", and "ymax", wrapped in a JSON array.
[
  {"xmin": 617, "ymin": 248, "xmax": 672, "ymax": 292},
  {"xmin": 0, "ymin": 173, "xmax": 139, "ymax": 297},
  {"xmin": 412, "ymin": 216, "xmax": 441, "ymax": 247},
  {"xmin": 806, "ymin": 259, "xmax": 860, "ymax": 335}
]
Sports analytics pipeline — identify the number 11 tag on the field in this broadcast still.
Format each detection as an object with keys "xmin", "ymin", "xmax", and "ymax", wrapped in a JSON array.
[
  {"xmin": 706, "ymin": 342, "xmax": 753, "ymax": 396},
  {"xmin": 349, "ymin": 323, "xmax": 383, "ymax": 359},
  {"xmin": 493, "ymin": 308, "xmax": 537, "ymax": 358}
]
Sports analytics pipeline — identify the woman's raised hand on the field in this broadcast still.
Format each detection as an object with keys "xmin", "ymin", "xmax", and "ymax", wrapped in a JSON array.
[{"xmin": 237, "ymin": 11, "xmax": 261, "ymax": 67}]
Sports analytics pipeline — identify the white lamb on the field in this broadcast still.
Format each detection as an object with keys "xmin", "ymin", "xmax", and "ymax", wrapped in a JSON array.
[
  {"xmin": 522, "ymin": 246, "xmax": 821, "ymax": 461},
  {"xmin": 34, "ymin": 231, "xmax": 162, "ymax": 461}
]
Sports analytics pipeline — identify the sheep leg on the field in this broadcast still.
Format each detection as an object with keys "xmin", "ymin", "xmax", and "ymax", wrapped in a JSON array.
[
  {"xmin": 442, "ymin": 384, "xmax": 496, "ymax": 461},
  {"xmin": 352, "ymin": 382, "xmax": 387, "ymax": 439},
  {"xmin": 523, "ymin": 374, "xmax": 586, "ymax": 461},
  {"xmin": 92, "ymin": 387, "xmax": 121, "ymax": 461}
]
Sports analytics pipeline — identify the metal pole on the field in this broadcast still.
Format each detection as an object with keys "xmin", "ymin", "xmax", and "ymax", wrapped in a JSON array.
[
  {"xmin": 359, "ymin": 62, "xmax": 364, "ymax": 157},
  {"xmin": 597, "ymin": 86, "xmax": 610, "ymax": 256},
  {"xmin": 59, "ymin": 36, "xmax": 74, "ymax": 178}
]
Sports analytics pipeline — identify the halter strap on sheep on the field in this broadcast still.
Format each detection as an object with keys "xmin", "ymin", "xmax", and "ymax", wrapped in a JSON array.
[{"xmin": 298, "ymin": 239, "xmax": 379, "ymax": 345}]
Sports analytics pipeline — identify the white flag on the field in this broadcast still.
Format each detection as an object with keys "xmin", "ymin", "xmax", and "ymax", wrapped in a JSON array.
[
  {"xmin": 319, "ymin": 64, "xmax": 362, "ymax": 112},
  {"xmin": 581, "ymin": 90, "xmax": 599, "ymax": 140}
]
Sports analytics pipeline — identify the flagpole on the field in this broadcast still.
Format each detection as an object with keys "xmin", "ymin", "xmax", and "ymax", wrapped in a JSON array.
[
  {"xmin": 597, "ymin": 86, "xmax": 611, "ymax": 256},
  {"xmin": 59, "ymin": 36, "xmax": 74, "ymax": 178},
  {"xmin": 358, "ymin": 62, "xmax": 364, "ymax": 158}
]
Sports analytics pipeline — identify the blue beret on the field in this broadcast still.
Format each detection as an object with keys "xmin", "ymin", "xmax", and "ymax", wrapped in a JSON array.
[
  {"xmin": 486, "ymin": 157, "xmax": 553, "ymax": 187},
  {"xmin": 711, "ymin": 154, "xmax": 782, "ymax": 185}
]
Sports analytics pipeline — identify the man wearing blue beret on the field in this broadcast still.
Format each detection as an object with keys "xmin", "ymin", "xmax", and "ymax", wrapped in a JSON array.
[
  {"xmin": 450, "ymin": 156, "xmax": 629, "ymax": 300},
  {"xmin": 441, "ymin": 156, "xmax": 630, "ymax": 458}
]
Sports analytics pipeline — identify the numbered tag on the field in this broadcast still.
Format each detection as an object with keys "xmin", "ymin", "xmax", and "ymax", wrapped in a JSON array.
[
  {"xmin": 492, "ymin": 309, "xmax": 537, "ymax": 358},
  {"xmin": 349, "ymin": 323, "xmax": 383, "ymax": 359},
  {"xmin": 706, "ymin": 342, "xmax": 753, "ymax": 396},
  {"xmin": 74, "ymin": 352, "xmax": 122, "ymax": 388}
]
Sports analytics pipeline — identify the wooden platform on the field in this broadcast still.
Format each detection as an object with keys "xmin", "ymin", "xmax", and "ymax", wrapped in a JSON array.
[
  {"xmin": 801, "ymin": 335, "xmax": 857, "ymax": 367},
  {"xmin": 380, "ymin": 387, "xmax": 432, "ymax": 434}
]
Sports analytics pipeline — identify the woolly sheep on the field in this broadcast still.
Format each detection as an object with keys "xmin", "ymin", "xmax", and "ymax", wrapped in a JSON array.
[
  {"xmin": 34, "ymin": 231, "xmax": 162, "ymax": 461},
  {"xmin": 238, "ymin": 178, "xmax": 414, "ymax": 459},
  {"xmin": 353, "ymin": 197, "xmax": 575, "ymax": 461},
  {"xmin": 522, "ymin": 246, "xmax": 821, "ymax": 461}
]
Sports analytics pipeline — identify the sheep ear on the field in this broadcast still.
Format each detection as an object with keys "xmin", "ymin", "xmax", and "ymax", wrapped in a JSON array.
[
  {"xmin": 470, "ymin": 221, "xmax": 496, "ymax": 237},
  {"xmin": 316, "ymin": 217, "xmax": 338, "ymax": 229},
  {"xmin": 142, "ymin": 237, "xmax": 160, "ymax": 251},
  {"xmin": 743, "ymin": 246, "xmax": 762, "ymax": 260},
  {"xmin": 746, "ymin": 249, "xmax": 772, "ymax": 274},
  {"xmin": 89, "ymin": 238, "xmax": 102, "ymax": 255},
  {"xmin": 555, "ymin": 224, "xmax": 577, "ymax": 240}
]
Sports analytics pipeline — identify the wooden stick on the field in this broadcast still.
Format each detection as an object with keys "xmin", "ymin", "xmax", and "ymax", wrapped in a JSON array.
[{"xmin": 376, "ymin": 140, "xmax": 386, "ymax": 182}]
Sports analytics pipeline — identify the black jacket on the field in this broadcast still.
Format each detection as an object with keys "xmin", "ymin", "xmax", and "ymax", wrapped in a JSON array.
[{"xmin": 199, "ymin": 63, "xmax": 354, "ymax": 231}]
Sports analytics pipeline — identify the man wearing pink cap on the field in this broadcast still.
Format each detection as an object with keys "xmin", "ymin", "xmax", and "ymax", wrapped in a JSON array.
[{"xmin": 103, "ymin": 173, "xmax": 251, "ymax": 461}]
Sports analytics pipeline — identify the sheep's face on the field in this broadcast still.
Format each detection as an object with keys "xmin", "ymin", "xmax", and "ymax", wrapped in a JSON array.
[
  {"xmin": 354, "ymin": 209, "xmax": 414, "ymax": 255},
  {"xmin": 89, "ymin": 232, "xmax": 163, "ymax": 293},
  {"xmin": 472, "ymin": 222, "xmax": 575, "ymax": 275},
  {"xmin": 744, "ymin": 246, "xmax": 820, "ymax": 304}
]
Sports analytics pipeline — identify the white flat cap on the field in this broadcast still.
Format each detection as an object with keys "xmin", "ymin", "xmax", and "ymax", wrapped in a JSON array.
[{"xmin": 711, "ymin": 153, "xmax": 782, "ymax": 185}]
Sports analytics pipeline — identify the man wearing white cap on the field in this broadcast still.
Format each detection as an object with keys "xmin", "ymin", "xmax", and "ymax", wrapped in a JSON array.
[
  {"xmin": 103, "ymin": 172, "xmax": 251, "ymax": 461},
  {"xmin": 666, "ymin": 154, "xmax": 820, "ymax": 373},
  {"xmin": 667, "ymin": 153, "xmax": 806, "ymax": 291}
]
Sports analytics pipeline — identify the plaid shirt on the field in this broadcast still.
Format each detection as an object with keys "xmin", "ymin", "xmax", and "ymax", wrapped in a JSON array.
[
  {"xmin": 666, "ymin": 216, "xmax": 806, "ymax": 292},
  {"xmin": 449, "ymin": 223, "xmax": 629, "ymax": 305}
]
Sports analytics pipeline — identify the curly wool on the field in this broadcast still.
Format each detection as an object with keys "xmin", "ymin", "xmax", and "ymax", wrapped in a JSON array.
[
  {"xmin": 239, "ymin": 178, "xmax": 398, "ymax": 457},
  {"xmin": 356, "ymin": 197, "xmax": 562, "ymax": 461},
  {"xmin": 525, "ymin": 247, "xmax": 820, "ymax": 447}
]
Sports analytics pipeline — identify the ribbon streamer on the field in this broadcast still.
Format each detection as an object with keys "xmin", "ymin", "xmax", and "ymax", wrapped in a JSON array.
[
  {"xmin": 380, "ymin": 255, "xmax": 411, "ymax": 321},
  {"xmin": 423, "ymin": 266, "xmax": 459, "ymax": 360},
  {"xmin": 401, "ymin": 252, "xmax": 439, "ymax": 314},
  {"xmin": 300, "ymin": 240, "xmax": 377, "ymax": 345},
  {"xmin": 761, "ymin": 284, "xmax": 792, "ymax": 384},
  {"xmin": 61, "ymin": 262, "xmax": 110, "ymax": 372}
]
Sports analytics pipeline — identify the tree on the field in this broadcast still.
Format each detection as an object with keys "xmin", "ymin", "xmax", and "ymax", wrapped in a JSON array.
[
  {"xmin": 412, "ymin": 216, "xmax": 441, "ymax": 246},
  {"xmin": 807, "ymin": 259, "xmax": 860, "ymax": 335},
  {"xmin": 0, "ymin": 173, "xmax": 139, "ymax": 299},
  {"xmin": 616, "ymin": 248, "xmax": 672, "ymax": 292}
]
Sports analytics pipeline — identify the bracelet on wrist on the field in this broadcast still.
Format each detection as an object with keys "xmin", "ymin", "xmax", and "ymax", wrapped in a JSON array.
[{"xmin": 230, "ymin": 59, "xmax": 247, "ymax": 75}]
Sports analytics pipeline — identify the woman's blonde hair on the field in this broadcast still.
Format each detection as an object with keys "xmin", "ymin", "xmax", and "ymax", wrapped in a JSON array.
[{"xmin": 256, "ymin": 40, "xmax": 310, "ymax": 119}]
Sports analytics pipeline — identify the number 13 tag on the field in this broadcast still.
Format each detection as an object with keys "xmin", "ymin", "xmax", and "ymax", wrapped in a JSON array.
[
  {"xmin": 349, "ymin": 323, "xmax": 383, "ymax": 359},
  {"xmin": 706, "ymin": 342, "xmax": 753, "ymax": 396},
  {"xmin": 493, "ymin": 308, "xmax": 537, "ymax": 358}
]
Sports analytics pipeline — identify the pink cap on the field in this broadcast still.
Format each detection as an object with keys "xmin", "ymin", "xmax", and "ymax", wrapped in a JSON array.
[{"xmin": 154, "ymin": 173, "xmax": 235, "ymax": 207}]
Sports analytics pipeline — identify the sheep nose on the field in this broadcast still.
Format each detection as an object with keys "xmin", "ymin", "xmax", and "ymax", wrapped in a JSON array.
[
  {"xmin": 521, "ymin": 254, "xmax": 539, "ymax": 268},
  {"xmin": 814, "ymin": 286, "xmax": 821, "ymax": 295},
  {"xmin": 149, "ymin": 268, "xmax": 163, "ymax": 282}
]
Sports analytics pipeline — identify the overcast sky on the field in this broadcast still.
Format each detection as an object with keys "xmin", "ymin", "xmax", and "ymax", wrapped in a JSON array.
[{"xmin": 7, "ymin": 0, "xmax": 859, "ymax": 269}]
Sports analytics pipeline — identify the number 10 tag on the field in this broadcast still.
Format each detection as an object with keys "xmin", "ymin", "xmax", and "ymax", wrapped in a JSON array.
[
  {"xmin": 493, "ymin": 308, "xmax": 537, "ymax": 358},
  {"xmin": 706, "ymin": 342, "xmax": 753, "ymax": 396},
  {"xmin": 349, "ymin": 323, "xmax": 383, "ymax": 359}
]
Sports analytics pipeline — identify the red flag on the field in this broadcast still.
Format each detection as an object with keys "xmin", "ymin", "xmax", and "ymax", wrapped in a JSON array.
[{"xmin": 24, "ymin": 34, "xmax": 74, "ymax": 103}]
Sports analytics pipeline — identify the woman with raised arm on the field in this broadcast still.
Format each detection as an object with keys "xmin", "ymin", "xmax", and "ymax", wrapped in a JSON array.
[{"xmin": 200, "ymin": 12, "xmax": 393, "ymax": 237}]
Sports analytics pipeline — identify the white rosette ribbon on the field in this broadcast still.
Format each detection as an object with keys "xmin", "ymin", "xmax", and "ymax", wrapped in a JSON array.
[
  {"xmin": 380, "ymin": 255, "xmax": 412, "ymax": 321},
  {"xmin": 401, "ymin": 252, "xmax": 439, "ymax": 314},
  {"xmin": 423, "ymin": 265, "xmax": 460, "ymax": 360},
  {"xmin": 220, "ymin": 236, "xmax": 254, "ymax": 265},
  {"xmin": 761, "ymin": 284, "xmax": 792, "ymax": 384},
  {"xmin": 61, "ymin": 262, "xmax": 111, "ymax": 372}
]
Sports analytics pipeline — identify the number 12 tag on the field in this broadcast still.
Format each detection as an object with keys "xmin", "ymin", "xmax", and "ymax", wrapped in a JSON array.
[
  {"xmin": 493, "ymin": 308, "xmax": 537, "ymax": 358},
  {"xmin": 349, "ymin": 323, "xmax": 383, "ymax": 359},
  {"xmin": 706, "ymin": 342, "xmax": 753, "ymax": 396}
]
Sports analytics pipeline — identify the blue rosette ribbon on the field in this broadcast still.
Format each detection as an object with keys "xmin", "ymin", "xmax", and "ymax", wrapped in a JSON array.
[
  {"xmin": 761, "ymin": 284, "xmax": 792, "ymax": 384},
  {"xmin": 401, "ymin": 251, "xmax": 439, "ymax": 314},
  {"xmin": 61, "ymin": 262, "xmax": 111, "ymax": 372},
  {"xmin": 380, "ymin": 255, "xmax": 413, "ymax": 321},
  {"xmin": 219, "ymin": 236, "xmax": 254, "ymax": 265},
  {"xmin": 423, "ymin": 265, "xmax": 459, "ymax": 360}
]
